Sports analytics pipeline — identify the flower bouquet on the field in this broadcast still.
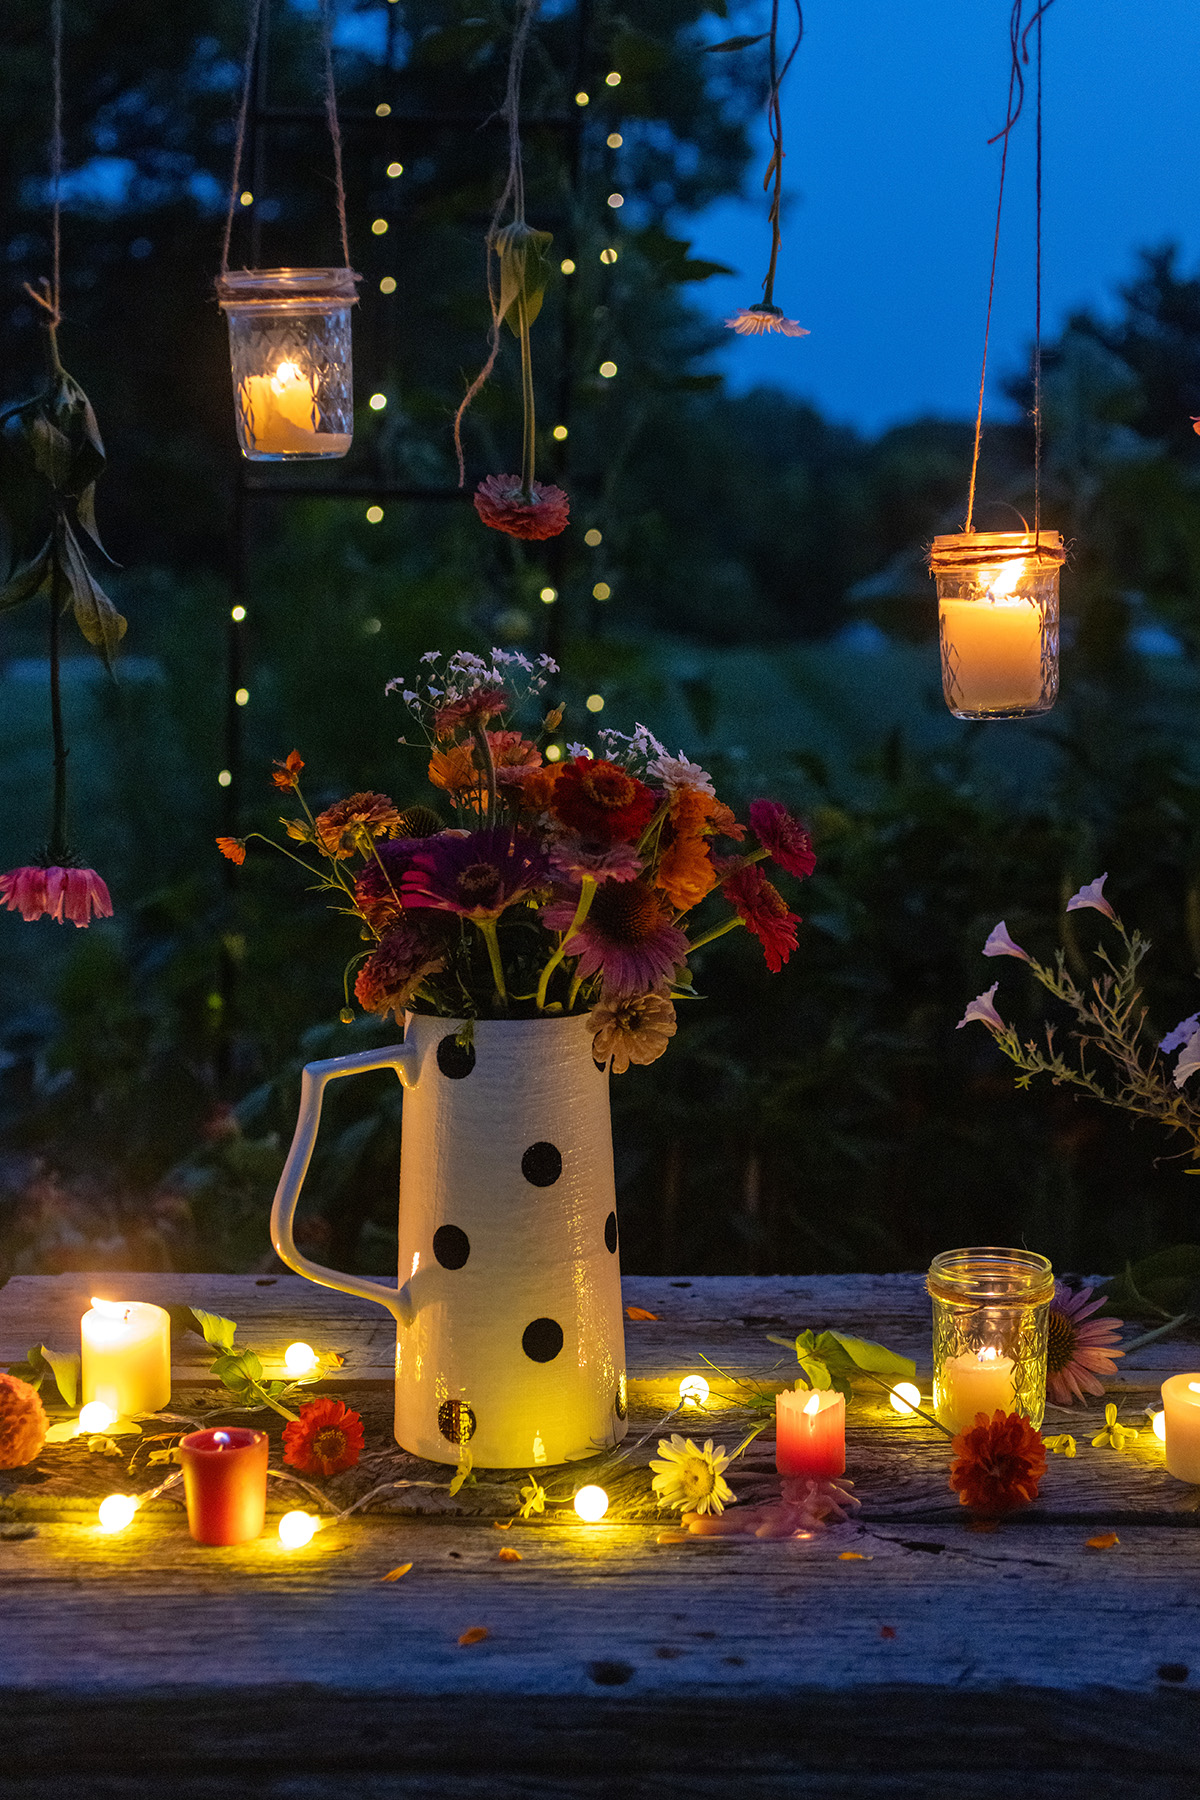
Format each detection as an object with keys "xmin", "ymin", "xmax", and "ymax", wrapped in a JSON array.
[{"xmin": 221, "ymin": 649, "xmax": 816, "ymax": 1066}]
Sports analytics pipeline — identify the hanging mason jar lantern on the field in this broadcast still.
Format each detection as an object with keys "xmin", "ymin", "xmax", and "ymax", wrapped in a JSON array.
[
  {"xmin": 216, "ymin": 267, "xmax": 358, "ymax": 461},
  {"xmin": 930, "ymin": 530, "xmax": 1064, "ymax": 720}
]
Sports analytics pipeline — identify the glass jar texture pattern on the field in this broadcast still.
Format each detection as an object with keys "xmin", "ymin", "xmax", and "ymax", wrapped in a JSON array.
[
  {"xmin": 216, "ymin": 268, "xmax": 358, "ymax": 461},
  {"xmin": 930, "ymin": 531, "xmax": 1064, "ymax": 721},
  {"xmin": 927, "ymin": 1247, "xmax": 1054, "ymax": 1432}
]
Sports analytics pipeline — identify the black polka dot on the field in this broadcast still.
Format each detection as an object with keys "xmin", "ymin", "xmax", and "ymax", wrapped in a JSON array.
[
  {"xmin": 433, "ymin": 1224, "xmax": 470, "ymax": 1270},
  {"xmin": 521, "ymin": 1141, "xmax": 562, "ymax": 1187},
  {"xmin": 437, "ymin": 1398, "xmax": 477, "ymax": 1443},
  {"xmin": 436, "ymin": 1033, "xmax": 476, "ymax": 1079},
  {"xmin": 604, "ymin": 1211, "xmax": 618, "ymax": 1254},
  {"xmin": 522, "ymin": 1317, "xmax": 564, "ymax": 1363},
  {"xmin": 614, "ymin": 1381, "xmax": 627, "ymax": 1421}
]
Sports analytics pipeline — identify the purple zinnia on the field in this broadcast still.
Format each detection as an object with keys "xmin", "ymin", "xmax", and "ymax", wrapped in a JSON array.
[
  {"xmin": 401, "ymin": 827, "xmax": 548, "ymax": 921},
  {"xmin": 1046, "ymin": 1282, "xmax": 1124, "ymax": 1406}
]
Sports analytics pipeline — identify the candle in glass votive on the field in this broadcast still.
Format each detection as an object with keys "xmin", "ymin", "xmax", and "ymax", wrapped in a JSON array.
[
  {"xmin": 239, "ymin": 363, "xmax": 352, "ymax": 458},
  {"xmin": 1160, "ymin": 1375, "xmax": 1200, "ymax": 1483},
  {"xmin": 180, "ymin": 1428, "xmax": 269, "ymax": 1545},
  {"xmin": 938, "ymin": 596, "xmax": 1044, "ymax": 714},
  {"xmin": 939, "ymin": 1345, "xmax": 1016, "ymax": 1434},
  {"xmin": 81, "ymin": 1298, "xmax": 171, "ymax": 1416},
  {"xmin": 775, "ymin": 1386, "xmax": 845, "ymax": 1478}
]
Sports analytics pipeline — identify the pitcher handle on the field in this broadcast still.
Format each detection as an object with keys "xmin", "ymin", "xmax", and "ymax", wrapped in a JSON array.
[{"xmin": 269, "ymin": 1040, "xmax": 419, "ymax": 1325}]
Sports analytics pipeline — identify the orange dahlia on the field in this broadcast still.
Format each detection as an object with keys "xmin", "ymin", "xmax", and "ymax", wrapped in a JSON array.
[
  {"xmin": 0, "ymin": 1372, "xmax": 48, "ymax": 1469},
  {"xmin": 949, "ymin": 1410, "xmax": 1047, "ymax": 1515},
  {"xmin": 282, "ymin": 1396, "xmax": 365, "ymax": 1477}
]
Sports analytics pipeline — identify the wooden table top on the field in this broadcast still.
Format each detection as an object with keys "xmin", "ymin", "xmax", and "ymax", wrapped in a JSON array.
[{"xmin": 1, "ymin": 1270, "xmax": 1198, "ymax": 1800}]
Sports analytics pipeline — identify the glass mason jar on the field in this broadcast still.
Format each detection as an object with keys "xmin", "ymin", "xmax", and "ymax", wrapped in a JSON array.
[
  {"xmin": 930, "ymin": 530, "xmax": 1065, "ymax": 720},
  {"xmin": 927, "ymin": 1248, "xmax": 1055, "ymax": 1433},
  {"xmin": 215, "ymin": 267, "xmax": 359, "ymax": 461}
]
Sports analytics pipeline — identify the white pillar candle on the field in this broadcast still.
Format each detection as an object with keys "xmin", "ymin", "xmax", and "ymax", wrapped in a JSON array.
[
  {"xmin": 81, "ymin": 1298, "xmax": 171, "ymax": 1416},
  {"xmin": 938, "ymin": 1345, "xmax": 1017, "ymax": 1433},
  {"xmin": 1160, "ymin": 1374, "xmax": 1200, "ymax": 1483},
  {"xmin": 939, "ymin": 596, "xmax": 1045, "ymax": 714}
]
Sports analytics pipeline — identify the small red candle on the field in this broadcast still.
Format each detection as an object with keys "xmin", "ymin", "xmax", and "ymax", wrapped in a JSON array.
[
  {"xmin": 180, "ymin": 1428, "xmax": 268, "ymax": 1545},
  {"xmin": 775, "ymin": 1387, "xmax": 845, "ymax": 1478}
]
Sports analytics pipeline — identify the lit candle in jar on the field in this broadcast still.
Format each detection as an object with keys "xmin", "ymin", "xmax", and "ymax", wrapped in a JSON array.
[
  {"xmin": 775, "ymin": 1386, "xmax": 846, "ymax": 1479},
  {"xmin": 938, "ymin": 1345, "xmax": 1016, "ymax": 1433},
  {"xmin": 80, "ymin": 1298, "xmax": 171, "ymax": 1417},
  {"xmin": 238, "ymin": 361, "xmax": 352, "ymax": 458},
  {"xmin": 1160, "ymin": 1375, "xmax": 1200, "ymax": 1483},
  {"xmin": 180, "ymin": 1428, "xmax": 269, "ymax": 1545},
  {"xmin": 939, "ymin": 555, "xmax": 1045, "ymax": 715}
]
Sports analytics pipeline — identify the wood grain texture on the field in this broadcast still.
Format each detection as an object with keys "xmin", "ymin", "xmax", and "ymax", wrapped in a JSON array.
[{"xmin": 2, "ymin": 1274, "xmax": 1199, "ymax": 1798}]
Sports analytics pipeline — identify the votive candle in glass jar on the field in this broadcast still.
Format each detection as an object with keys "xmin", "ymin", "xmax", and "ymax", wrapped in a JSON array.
[
  {"xmin": 929, "ymin": 531, "xmax": 1065, "ymax": 720},
  {"xmin": 180, "ymin": 1427, "xmax": 269, "ymax": 1545},
  {"xmin": 927, "ymin": 1248, "xmax": 1054, "ymax": 1432},
  {"xmin": 216, "ymin": 267, "xmax": 359, "ymax": 461}
]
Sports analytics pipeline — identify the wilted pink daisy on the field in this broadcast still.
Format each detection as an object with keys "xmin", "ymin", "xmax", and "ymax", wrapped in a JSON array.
[
  {"xmin": 401, "ymin": 827, "xmax": 548, "ymax": 921},
  {"xmin": 544, "ymin": 879, "xmax": 688, "ymax": 998},
  {"xmin": 474, "ymin": 475, "xmax": 570, "ymax": 541},
  {"xmin": 1046, "ymin": 1282, "xmax": 1124, "ymax": 1406},
  {"xmin": 725, "ymin": 304, "xmax": 809, "ymax": 338},
  {"xmin": 0, "ymin": 865, "xmax": 112, "ymax": 928}
]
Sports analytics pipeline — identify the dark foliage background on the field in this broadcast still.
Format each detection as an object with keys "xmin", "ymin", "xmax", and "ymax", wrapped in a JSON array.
[{"xmin": 4, "ymin": 0, "xmax": 1200, "ymax": 1282}]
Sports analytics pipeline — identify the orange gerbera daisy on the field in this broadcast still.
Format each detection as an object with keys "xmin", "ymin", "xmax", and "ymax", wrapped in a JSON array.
[
  {"xmin": 314, "ymin": 793, "xmax": 404, "ymax": 860},
  {"xmin": 949, "ymin": 1410, "xmax": 1047, "ymax": 1515},
  {"xmin": 282, "ymin": 1396, "xmax": 365, "ymax": 1477}
]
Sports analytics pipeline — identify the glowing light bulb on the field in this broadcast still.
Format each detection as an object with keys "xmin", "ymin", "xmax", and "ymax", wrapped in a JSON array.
[
  {"xmin": 606, "ymin": 132, "xmax": 623, "ymax": 148},
  {"xmin": 218, "ymin": 769, "xmax": 232, "ymax": 788},
  {"xmin": 552, "ymin": 424, "xmax": 568, "ymax": 441},
  {"xmin": 278, "ymin": 1511, "xmax": 319, "ymax": 1548},
  {"xmin": 600, "ymin": 248, "xmax": 618, "ymax": 264},
  {"xmin": 366, "ymin": 505, "xmax": 384, "ymax": 524},
  {"xmin": 371, "ymin": 218, "xmax": 388, "ymax": 236},
  {"xmin": 598, "ymin": 361, "xmax": 617, "ymax": 379},
  {"xmin": 586, "ymin": 694, "xmax": 605, "ymax": 713},
  {"xmin": 284, "ymin": 1342, "xmax": 318, "ymax": 1376},
  {"xmin": 540, "ymin": 586, "xmax": 558, "ymax": 604},
  {"xmin": 234, "ymin": 687, "xmax": 249, "ymax": 707},
  {"xmin": 607, "ymin": 193, "xmax": 624, "ymax": 209},
  {"xmin": 803, "ymin": 1391, "xmax": 821, "ymax": 1416},
  {"xmin": 386, "ymin": 162, "xmax": 403, "ymax": 178},
  {"xmin": 678, "ymin": 1375, "xmax": 709, "ymax": 1406},
  {"xmin": 560, "ymin": 258, "xmax": 576, "ymax": 275},
  {"xmin": 575, "ymin": 91, "xmax": 590, "ymax": 107},
  {"xmin": 369, "ymin": 392, "xmax": 387, "ymax": 411},
  {"xmin": 375, "ymin": 103, "xmax": 392, "ymax": 117},
  {"xmin": 593, "ymin": 582, "xmax": 612, "ymax": 601},
  {"xmin": 239, "ymin": 190, "xmax": 253, "ymax": 207},
  {"xmin": 1153, "ymin": 1410, "xmax": 1167, "ymax": 1441},
  {"xmin": 230, "ymin": 604, "xmax": 246, "ymax": 622},
  {"xmin": 889, "ymin": 1382, "xmax": 922, "ymax": 1416},
  {"xmin": 98, "ymin": 1494, "xmax": 137, "ymax": 1533},
  {"xmin": 545, "ymin": 744, "xmax": 562, "ymax": 763},
  {"xmin": 606, "ymin": 71, "xmax": 622, "ymax": 86},
  {"xmin": 78, "ymin": 1401, "xmax": 116, "ymax": 1433},
  {"xmin": 380, "ymin": 275, "xmax": 397, "ymax": 294},
  {"xmin": 584, "ymin": 529, "xmax": 602, "ymax": 547},
  {"xmin": 574, "ymin": 1485, "xmax": 609, "ymax": 1522}
]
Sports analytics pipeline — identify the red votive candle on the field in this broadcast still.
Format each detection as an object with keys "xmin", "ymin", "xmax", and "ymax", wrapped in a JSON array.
[
  {"xmin": 180, "ymin": 1428, "xmax": 268, "ymax": 1545},
  {"xmin": 775, "ymin": 1387, "xmax": 846, "ymax": 1478}
]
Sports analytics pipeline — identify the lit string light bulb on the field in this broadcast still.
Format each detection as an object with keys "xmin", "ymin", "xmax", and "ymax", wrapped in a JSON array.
[
  {"xmin": 574, "ymin": 1485, "xmax": 609, "ymax": 1522},
  {"xmin": 678, "ymin": 1375, "xmax": 709, "ymax": 1406},
  {"xmin": 284, "ymin": 1342, "xmax": 318, "ymax": 1376},
  {"xmin": 78, "ymin": 1401, "xmax": 117, "ymax": 1433},
  {"xmin": 1153, "ymin": 1410, "xmax": 1167, "ymax": 1442},
  {"xmin": 889, "ymin": 1382, "xmax": 922, "ymax": 1416},
  {"xmin": 278, "ymin": 1510, "xmax": 319, "ymax": 1548},
  {"xmin": 98, "ymin": 1494, "xmax": 138, "ymax": 1533}
]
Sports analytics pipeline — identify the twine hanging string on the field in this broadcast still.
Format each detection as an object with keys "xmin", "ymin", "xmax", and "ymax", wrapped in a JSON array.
[
  {"xmin": 963, "ymin": 0, "xmax": 1056, "ymax": 536},
  {"xmin": 761, "ymin": 0, "xmax": 804, "ymax": 311},
  {"xmin": 22, "ymin": 0, "xmax": 64, "ymax": 332},
  {"xmin": 221, "ymin": 0, "xmax": 351, "ymax": 274},
  {"xmin": 1032, "ymin": 4, "xmax": 1044, "ymax": 541},
  {"xmin": 451, "ymin": 0, "xmax": 541, "ymax": 485}
]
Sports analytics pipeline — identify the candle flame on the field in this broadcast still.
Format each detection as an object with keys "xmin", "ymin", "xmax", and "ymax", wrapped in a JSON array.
[
  {"xmin": 1188, "ymin": 1382, "xmax": 1200, "ymax": 1394},
  {"xmin": 984, "ymin": 561, "xmax": 1024, "ymax": 602},
  {"xmin": 1153, "ymin": 1410, "xmax": 1167, "ymax": 1440},
  {"xmin": 272, "ymin": 360, "xmax": 303, "ymax": 391},
  {"xmin": 976, "ymin": 1346, "xmax": 999, "ymax": 1363},
  {"xmin": 89, "ymin": 1297, "xmax": 131, "ymax": 1321},
  {"xmin": 212, "ymin": 1431, "xmax": 232, "ymax": 1447},
  {"xmin": 803, "ymin": 1391, "xmax": 821, "ymax": 1415}
]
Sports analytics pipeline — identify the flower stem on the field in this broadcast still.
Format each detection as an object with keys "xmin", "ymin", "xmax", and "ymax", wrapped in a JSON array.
[
  {"xmin": 47, "ymin": 517, "xmax": 69, "ymax": 865},
  {"xmin": 686, "ymin": 916, "xmax": 743, "ymax": 955},
  {"xmin": 536, "ymin": 875, "xmax": 596, "ymax": 1011},
  {"xmin": 472, "ymin": 720, "xmax": 499, "ymax": 823},
  {"xmin": 478, "ymin": 916, "xmax": 509, "ymax": 1006},
  {"xmin": 517, "ymin": 285, "xmax": 536, "ymax": 502}
]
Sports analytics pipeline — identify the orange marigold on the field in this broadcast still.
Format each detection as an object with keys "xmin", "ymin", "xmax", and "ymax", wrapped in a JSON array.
[
  {"xmin": 272, "ymin": 750, "xmax": 305, "ymax": 791},
  {"xmin": 949, "ymin": 1410, "xmax": 1047, "ymax": 1515},
  {"xmin": 315, "ymin": 793, "xmax": 404, "ymax": 860},
  {"xmin": 0, "ymin": 1372, "xmax": 48, "ymax": 1470},
  {"xmin": 282, "ymin": 1396, "xmax": 365, "ymax": 1477},
  {"xmin": 428, "ymin": 743, "xmax": 480, "ymax": 796},
  {"xmin": 215, "ymin": 836, "xmax": 246, "ymax": 866}
]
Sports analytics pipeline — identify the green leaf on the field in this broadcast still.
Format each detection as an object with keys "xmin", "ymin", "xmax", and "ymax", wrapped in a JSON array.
[
  {"xmin": 0, "ymin": 538, "xmax": 51, "ymax": 612},
  {"xmin": 29, "ymin": 415, "xmax": 74, "ymax": 490},
  {"xmin": 827, "ymin": 1330, "xmax": 916, "ymax": 1382},
  {"xmin": 190, "ymin": 1306, "xmax": 238, "ymax": 1353},
  {"xmin": 6, "ymin": 1354, "xmax": 44, "ymax": 1391},
  {"xmin": 75, "ymin": 484, "xmax": 116, "ymax": 565},
  {"xmin": 50, "ymin": 370, "xmax": 106, "ymax": 495},
  {"xmin": 773, "ymin": 1326, "xmax": 914, "ymax": 1399},
  {"xmin": 36, "ymin": 1345, "xmax": 80, "ymax": 1409},
  {"xmin": 495, "ymin": 223, "xmax": 555, "ymax": 334},
  {"xmin": 1098, "ymin": 1246, "xmax": 1200, "ymax": 1320},
  {"xmin": 704, "ymin": 32, "xmax": 769, "ymax": 51},
  {"xmin": 60, "ymin": 523, "xmax": 126, "ymax": 672}
]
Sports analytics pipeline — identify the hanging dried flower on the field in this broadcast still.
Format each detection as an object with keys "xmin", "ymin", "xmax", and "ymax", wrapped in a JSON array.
[
  {"xmin": 0, "ymin": 865, "xmax": 113, "ymax": 929},
  {"xmin": 725, "ymin": 304, "xmax": 809, "ymax": 338},
  {"xmin": 474, "ymin": 475, "xmax": 570, "ymax": 541}
]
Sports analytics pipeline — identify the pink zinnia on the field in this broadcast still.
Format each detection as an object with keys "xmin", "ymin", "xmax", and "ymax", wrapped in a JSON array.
[
  {"xmin": 432, "ymin": 685, "xmax": 510, "ymax": 739},
  {"xmin": 549, "ymin": 834, "xmax": 643, "ymax": 885},
  {"xmin": 1046, "ymin": 1282, "xmax": 1124, "ymax": 1406},
  {"xmin": 720, "ymin": 863, "xmax": 799, "ymax": 973},
  {"xmin": 544, "ymin": 880, "xmax": 688, "ymax": 998},
  {"xmin": 474, "ymin": 475, "xmax": 570, "ymax": 541},
  {"xmin": 401, "ymin": 827, "xmax": 548, "ymax": 921},
  {"xmin": 748, "ymin": 800, "xmax": 816, "ymax": 880},
  {"xmin": 0, "ymin": 865, "xmax": 112, "ymax": 928}
]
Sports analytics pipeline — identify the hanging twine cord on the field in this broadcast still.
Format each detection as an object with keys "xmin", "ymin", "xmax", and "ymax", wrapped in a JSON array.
[
  {"xmin": 451, "ymin": 0, "xmax": 541, "ymax": 485},
  {"xmin": 761, "ymin": 0, "xmax": 803, "ymax": 310},
  {"xmin": 964, "ymin": 0, "xmax": 1056, "ymax": 535},
  {"xmin": 221, "ymin": 0, "xmax": 351, "ymax": 274},
  {"xmin": 1033, "ymin": 5, "xmax": 1044, "ymax": 541},
  {"xmin": 23, "ymin": 0, "xmax": 64, "ymax": 329}
]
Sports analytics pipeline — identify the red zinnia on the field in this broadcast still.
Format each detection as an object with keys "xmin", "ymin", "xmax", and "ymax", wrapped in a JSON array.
[
  {"xmin": 721, "ymin": 863, "xmax": 799, "ymax": 972},
  {"xmin": 552, "ymin": 757, "xmax": 658, "ymax": 845},
  {"xmin": 748, "ymin": 799, "xmax": 816, "ymax": 880},
  {"xmin": 949, "ymin": 1410, "xmax": 1047, "ymax": 1515},
  {"xmin": 282, "ymin": 1396, "xmax": 365, "ymax": 1477},
  {"xmin": 474, "ymin": 475, "xmax": 570, "ymax": 541},
  {"xmin": 0, "ymin": 865, "xmax": 113, "ymax": 928}
]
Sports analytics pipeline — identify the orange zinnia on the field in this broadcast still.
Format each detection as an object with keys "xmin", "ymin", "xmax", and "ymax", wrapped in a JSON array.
[
  {"xmin": 948, "ymin": 1410, "xmax": 1047, "ymax": 1514},
  {"xmin": 314, "ymin": 793, "xmax": 404, "ymax": 860},
  {"xmin": 657, "ymin": 787, "xmax": 720, "ymax": 911},
  {"xmin": 282, "ymin": 1396, "xmax": 365, "ymax": 1477}
]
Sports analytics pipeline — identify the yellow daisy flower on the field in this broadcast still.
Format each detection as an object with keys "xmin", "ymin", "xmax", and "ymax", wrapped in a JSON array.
[{"xmin": 650, "ymin": 1435, "xmax": 736, "ymax": 1516}]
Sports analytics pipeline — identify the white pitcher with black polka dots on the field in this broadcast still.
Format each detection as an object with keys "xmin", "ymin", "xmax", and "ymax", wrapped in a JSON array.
[{"xmin": 270, "ymin": 1012, "xmax": 628, "ymax": 1469}]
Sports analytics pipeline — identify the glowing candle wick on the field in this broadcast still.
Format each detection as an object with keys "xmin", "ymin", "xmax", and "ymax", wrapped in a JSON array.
[{"xmin": 803, "ymin": 1391, "xmax": 821, "ymax": 1415}]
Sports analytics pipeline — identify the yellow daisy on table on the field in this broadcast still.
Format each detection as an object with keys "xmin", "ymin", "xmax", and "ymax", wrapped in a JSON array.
[{"xmin": 650, "ymin": 1435, "xmax": 736, "ymax": 1516}]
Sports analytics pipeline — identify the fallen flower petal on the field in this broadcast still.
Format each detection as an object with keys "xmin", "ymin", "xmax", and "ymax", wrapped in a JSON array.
[
  {"xmin": 838, "ymin": 1551, "xmax": 868, "ymax": 1560},
  {"xmin": 1043, "ymin": 1434, "xmax": 1077, "ymax": 1457},
  {"xmin": 380, "ymin": 1563, "xmax": 413, "ymax": 1582},
  {"xmin": 458, "ymin": 1626, "xmax": 490, "ymax": 1645},
  {"xmin": 880, "ymin": 1626, "xmax": 897, "ymax": 1639},
  {"xmin": 497, "ymin": 1546, "xmax": 523, "ymax": 1562},
  {"xmin": 1091, "ymin": 1402, "xmax": 1139, "ymax": 1451},
  {"xmin": 626, "ymin": 1306, "xmax": 658, "ymax": 1320},
  {"xmin": 656, "ymin": 1529, "xmax": 690, "ymax": 1544},
  {"xmin": 1086, "ymin": 1531, "xmax": 1120, "ymax": 1550}
]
